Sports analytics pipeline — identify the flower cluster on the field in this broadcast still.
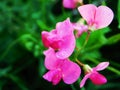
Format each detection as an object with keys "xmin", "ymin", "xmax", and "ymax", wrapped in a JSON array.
[{"xmin": 41, "ymin": 1, "xmax": 113, "ymax": 88}]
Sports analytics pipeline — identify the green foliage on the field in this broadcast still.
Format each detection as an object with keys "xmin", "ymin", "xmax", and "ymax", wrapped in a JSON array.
[
  {"xmin": 118, "ymin": 0, "xmax": 120, "ymax": 28},
  {"xmin": 0, "ymin": 0, "xmax": 120, "ymax": 90}
]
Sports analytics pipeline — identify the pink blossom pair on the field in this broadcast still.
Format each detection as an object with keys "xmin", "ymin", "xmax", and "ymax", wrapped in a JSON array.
[{"xmin": 42, "ymin": 18, "xmax": 81, "ymax": 85}]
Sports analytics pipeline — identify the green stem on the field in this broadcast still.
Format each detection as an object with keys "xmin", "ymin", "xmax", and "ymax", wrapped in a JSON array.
[
  {"xmin": 107, "ymin": 67, "xmax": 120, "ymax": 75},
  {"xmin": 102, "ymin": 0, "xmax": 106, "ymax": 6},
  {"xmin": 82, "ymin": 31, "xmax": 90, "ymax": 49},
  {"xmin": 88, "ymin": 0, "xmax": 92, "ymax": 3},
  {"xmin": 86, "ymin": 57, "xmax": 120, "ymax": 75},
  {"xmin": 71, "ymin": 84, "xmax": 76, "ymax": 90},
  {"xmin": 75, "ymin": 31, "xmax": 91, "ymax": 58},
  {"xmin": 76, "ymin": 59, "xmax": 84, "ymax": 66}
]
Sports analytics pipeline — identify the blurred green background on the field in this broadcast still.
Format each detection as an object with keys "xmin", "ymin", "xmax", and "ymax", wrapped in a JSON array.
[{"xmin": 0, "ymin": 0, "xmax": 120, "ymax": 90}]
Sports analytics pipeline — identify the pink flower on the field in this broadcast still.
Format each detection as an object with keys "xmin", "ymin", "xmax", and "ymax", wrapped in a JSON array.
[
  {"xmin": 43, "ymin": 48, "xmax": 81, "ymax": 85},
  {"xmin": 72, "ymin": 22, "xmax": 88, "ymax": 38},
  {"xmin": 63, "ymin": 0, "xmax": 83, "ymax": 9},
  {"xmin": 80, "ymin": 62, "xmax": 109, "ymax": 88},
  {"xmin": 41, "ymin": 18, "xmax": 75, "ymax": 59},
  {"xmin": 78, "ymin": 4, "xmax": 114, "ymax": 30}
]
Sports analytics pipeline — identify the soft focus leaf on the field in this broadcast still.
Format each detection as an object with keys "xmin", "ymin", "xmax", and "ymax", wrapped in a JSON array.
[
  {"xmin": 107, "ymin": 34, "xmax": 120, "ymax": 45},
  {"xmin": 118, "ymin": 0, "xmax": 120, "ymax": 28},
  {"xmin": 0, "ymin": 67, "xmax": 11, "ymax": 77}
]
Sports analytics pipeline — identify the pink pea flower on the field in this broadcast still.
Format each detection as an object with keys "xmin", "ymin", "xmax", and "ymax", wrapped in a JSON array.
[
  {"xmin": 80, "ymin": 62, "xmax": 109, "ymax": 88},
  {"xmin": 43, "ymin": 48, "xmax": 81, "ymax": 85},
  {"xmin": 41, "ymin": 18, "xmax": 75, "ymax": 59},
  {"xmin": 72, "ymin": 22, "xmax": 88, "ymax": 38},
  {"xmin": 63, "ymin": 0, "xmax": 83, "ymax": 9},
  {"xmin": 78, "ymin": 4, "xmax": 114, "ymax": 30}
]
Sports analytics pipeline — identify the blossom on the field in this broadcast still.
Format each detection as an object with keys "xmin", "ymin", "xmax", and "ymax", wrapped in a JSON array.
[
  {"xmin": 78, "ymin": 4, "xmax": 114, "ymax": 30},
  {"xmin": 43, "ymin": 48, "xmax": 81, "ymax": 85},
  {"xmin": 80, "ymin": 62, "xmax": 109, "ymax": 87},
  {"xmin": 41, "ymin": 18, "xmax": 75, "ymax": 59},
  {"xmin": 63, "ymin": 0, "xmax": 83, "ymax": 9},
  {"xmin": 72, "ymin": 22, "xmax": 88, "ymax": 38}
]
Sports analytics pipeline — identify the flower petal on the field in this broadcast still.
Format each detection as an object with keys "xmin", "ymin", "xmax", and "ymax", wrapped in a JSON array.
[
  {"xmin": 93, "ymin": 62, "xmax": 109, "ymax": 71},
  {"xmin": 80, "ymin": 73, "xmax": 91, "ymax": 88},
  {"xmin": 56, "ymin": 18, "xmax": 75, "ymax": 59},
  {"xmin": 90, "ymin": 71, "xmax": 107, "ymax": 85},
  {"xmin": 95, "ymin": 6, "xmax": 114, "ymax": 29},
  {"xmin": 56, "ymin": 18, "xmax": 74, "ymax": 38},
  {"xmin": 73, "ymin": 23, "xmax": 88, "ymax": 38},
  {"xmin": 78, "ymin": 4, "xmax": 97, "ymax": 25},
  {"xmin": 43, "ymin": 69, "xmax": 62, "ymax": 85},
  {"xmin": 42, "ymin": 30, "xmax": 61, "ymax": 49},
  {"xmin": 61, "ymin": 59, "xmax": 81, "ymax": 84},
  {"xmin": 56, "ymin": 34, "xmax": 75, "ymax": 59},
  {"xmin": 41, "ymin": 31, "xmax": 50, "ymax": 48},
  {"xmin": 44, "ymin": 48, "xmax": 64, "ymax": 70},
  {"xmin": 43, "ymin": 71, "xmax": 53, "ymax": 82},
  {"xmin": 63, "ymin": 0, "xmax": 77, "ymax": 9}
]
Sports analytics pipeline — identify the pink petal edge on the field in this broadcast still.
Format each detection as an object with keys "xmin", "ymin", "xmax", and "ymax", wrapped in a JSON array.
[
  {"xmin": 95, "ymin": 6, "xmax": 114, "ymax": 29},
  {"xmin": 78, "ymin": 4, "xmax": 97, "ymax": 25},
  {"xmin": 90, "ymin": 72, "xmax": 107, "ymax": 85},
  {"xmin": 93, "ymin": 62, "xmax": 109, "ymax": 71},
  {"xmin": 44, "ymin": 48, "xmax": 64, "ymax": 70},
  {"xmin": 80, "ymin": 73, "xmax": 91, "ymax": 88},
  {"xmin": 62, "ymin": 59, "xmax": 81, "ymax": 84}
]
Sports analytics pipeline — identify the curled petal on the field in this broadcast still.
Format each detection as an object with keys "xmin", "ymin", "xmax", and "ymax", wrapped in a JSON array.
[
  {"xmin": 80, "ymin": 73, "xmax": 91, "ymax": 88},
  {"xmin": 42, "ymin": 30, "xmax": 61, "ymax": 49},
  {"xmin": 90, "ymin": 71, "xmax": 107, "ymax": 85},
  {"xmin": 62, "ymin": 59, "xmax": 81, "ymax": 84},
  {"xmin": 43, "ymin": 69, "xmax": 62, "ymax": 85},
  {"xmin": 93, "ymin": 62, "xmax": 109, "ymax": 71}
]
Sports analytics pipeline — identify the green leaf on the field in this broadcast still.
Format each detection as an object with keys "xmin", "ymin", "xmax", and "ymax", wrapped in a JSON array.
[
  {"xmin": 39, "ymin": 58, "xmax": 46, "ymax": 77},
  {"xmin": 37, "ymin": 20, "xmax": 52, "ymax": 31},
  {"xmin": 107, "ymin": 33, "xmax": 120, "ymax": 45},
  {"xmin": 25, "ymin": 42, "xmax": 34, "ymax": 51},
  {"xmin": 81, "ymin": 50, "xmax": 101, "ymax": 60},
  {"xmin": 96, "ymin": 82, "xmax": 120, "ymax": 89},
  {"xmin": 118, "ymin": 0, "xmax": 120, "ymax": 28},
  {"xmin": 86, "ymin": 27, "xmax": 110, "ymax": 47},
  {"xmin": 0, "ymin": 67, "xmax": 12, "ymax": 77},
  {"xmin": 76, "ymin": 27, "xmax": 110, "ymax": 49}
]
